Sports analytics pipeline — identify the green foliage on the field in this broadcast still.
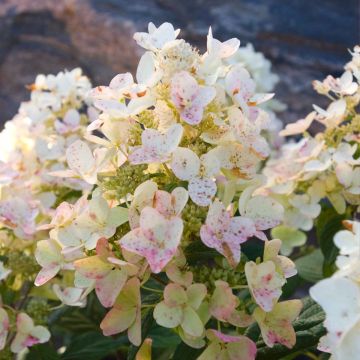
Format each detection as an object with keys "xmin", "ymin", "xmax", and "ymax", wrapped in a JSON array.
[
  {"xmin": 315, "ymin": 204, "xmax": 349, "ymax": 276},
  {"xmin": 26, "ymin": 343, "xmax": 60, "ymax": 360},
  {"xmin": 295, "ymin": 249, "xmax": 324, "ymax": 283},
  {"xmin": 60, "ymin": 332, "xmax": 127, "ymax": 360}
]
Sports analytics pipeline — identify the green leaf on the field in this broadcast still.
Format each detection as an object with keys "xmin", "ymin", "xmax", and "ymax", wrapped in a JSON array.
[
  {"xmin": 184, "ymin": 241, "xmax": 219, "ymax": 265},
  {"xmin": 26, "ymin": 343, "xmax": 60, "ymax": 360},
  {"xmin": 315, "ymin": 204, "xmax": 348, "ymax": 273},
  {"xmin": 60, "ymin": 331, "xmax": 127, "ymax": 360},
  {"xmin": 172, "ymin": 341, "xmax": 203, "ymax": 360},
  {"xmin": 295, "ymin": 249, "xmax": 324, "ymax": 283},
  {"xmin": 255, "ymin": 297, "xmax": 326, "ymax": 360},
  {"xmin": 148, "ymin": 327, "xmax": 181, "ymax": 348}
]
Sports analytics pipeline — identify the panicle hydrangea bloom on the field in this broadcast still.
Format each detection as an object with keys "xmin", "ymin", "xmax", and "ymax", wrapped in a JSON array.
[
  {"xmin": 0, "ymin": 22, "xmax": 301, "ymax": 357},
  {"xmin": 310, "ymin": 220, "xmax": 360, "ymax": 359},
  {"xmin": 0, "ymin": 68, "xmax": 96, "ymax": 354},
  {"xmin": 259, "ymin": 47, "xmax": 360, "ymax": 254}
]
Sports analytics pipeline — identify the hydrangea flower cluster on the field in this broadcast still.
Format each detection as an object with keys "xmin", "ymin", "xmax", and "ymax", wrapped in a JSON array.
[
  {"xmin": 0, "ymin": 68, "xmax": 95, "ymax": 355},
  {"xmin": 310, "ymin": 220, "xmax": 360, "ymax": 359},
  {"xmin": 8, "ymin": 20, "xmax": 360, "ymax": 360},
  {"xmin": 0, "ymin": 22, "xmax": 303, "ymax": 358},
  {"xmin": 259, "ymin": 47, "xmax": 360, "ymax": 254}
]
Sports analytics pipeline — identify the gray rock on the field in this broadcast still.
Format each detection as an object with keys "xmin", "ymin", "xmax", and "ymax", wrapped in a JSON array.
[{"xmin": 0, "ymin": 0, "xmax": 358, "ymax": 125}]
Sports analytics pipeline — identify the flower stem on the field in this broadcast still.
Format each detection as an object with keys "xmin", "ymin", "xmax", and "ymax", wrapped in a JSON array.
[{"xmin": 141, "ymin": 286, "xmax": 163, "ymax": 294}]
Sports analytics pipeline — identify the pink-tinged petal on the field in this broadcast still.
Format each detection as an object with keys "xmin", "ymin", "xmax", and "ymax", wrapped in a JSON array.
[
  {"xmin": 101, "ymin": 307, "xmax": 136, "ymax": 336},
  {"xmin": 171, "ymin": 71, "xmax": 214, "ymax": 125},
  {"xmin": 245, "ymin": 261, "xmax": 285, "ymax": 312},
  {"xmin": 120, "ymin": 208, "xmax": 183, "ymax": 273},
  {"xmin": 171, "ymin": 71, "xmax": 198, "ymax": 109},
  {"xmin": 164, "ymin": 283, "xmax": 188, "ymax": 306},
  {"xmin": 35, "ymin": 265, "xmax": 61, "ymax": 286},
  {"xmin": 95, "ymin": 269, "xmax": 128, "ymax": 308},
  {"xmin": 227, "ymin": 310, "xmax": 254, "ymax": 328},
  {"xmin": 243, "ymin": 196, "xmax": 284, "ymax": 231},
  {"xmin": 129, "ymin": 124, "xmax": 183, "ymax": 165},
  {"xmin": 227, "ymin": 217, "xmax": 256, "ymax": 244},
  {"xmin": 200, "ymin": 200, "xmax": 252, "ymax": 267},
  {"xmin": 188, "ymin": 177, "xmax": 217, "ymax": 206},
  {"xmin": 181, "ymin": 105, "xmax": 204, "ymax": 125},
  {"xmin": 207, "ymin": 329, "xmax": 243, "ymax": 343},
  {"xmin": 225, "ymin": 65, "xmax": 255, "ymax": 101},
  {"xmin": 253, "ymin": 300, "xmax": 302, "ymax": 348},
  {"xmin": 209, "ymin": 281, "xmax": 238, "ymax": 321},
  {"xmin": 128, "ymin": 308, "xmax": 142, "ymax": 346},
  {"xmin": 227, "ymin": 336, "xmax": 257, "ymax": 360},
  {"xmin": 204, "ymin": 199, "xmax": 231, "ymax": 231},
  {"xmin": 154, "ymin": 188, "xmax": 189, "ymax": 218},
  {"xmin": 101, "ymin": 278, "xmax": 140, "ymax": 337},
  {"xmin": 128, "ymin": 146, "xmax": 164, "ymax": 164},
  {"xmin": 74, "ymin": 256, "xmax": 112, "ymax": 280},
  {"xmin": 153, "ymin": 190, "xmax": 172, "ymax": 215},
  {"xmin": 200, "ymin": 224, "xmax": 226, "ymax": 255},
  {"xmin": 166, "ymin": 263, "xmax": 193, "ymax": 287},
  {"xmin": 11, "ymin": 313, "xmax": 50, "ymax": 353}
]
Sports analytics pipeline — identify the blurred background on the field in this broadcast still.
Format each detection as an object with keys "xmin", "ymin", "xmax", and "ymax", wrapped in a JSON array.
[{"xmin": 0, "ymin": 0, "xmax": 358, "ymax": 126}]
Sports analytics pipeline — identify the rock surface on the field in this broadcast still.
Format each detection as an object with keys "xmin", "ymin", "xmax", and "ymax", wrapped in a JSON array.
[{"xmin": 0, "ymin": 0, "xmax": 358, "ymax": 125}]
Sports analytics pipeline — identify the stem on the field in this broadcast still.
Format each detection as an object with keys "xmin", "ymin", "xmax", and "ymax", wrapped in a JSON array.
[
  {"xmin": 141, "ymin": 304, "xmax": 156, "ymax": 308},
  {"xmin": 2, "ymin": 304, "xmax": 16, "ymax": 314},
  {"xmin": 232, "ymin": 285, "xmax": 248, "ymax": 290},
  {"xmin": 151, "ymin": 274, "xmax": 167, "ymax": 286},
  {"xmin": 303, "ymin": 351, "xmax": 319, "ymax": 360},
  {"xmin": 15, "ymin": 281, "xmax": 32, "ymax": 310},
  {"xmin": 162, "ymin": 163, "xmax": 173, "ymax": 178},
  {"xmin": 141, "ymin": 286, "xmax": 163, "ymax": 294}
]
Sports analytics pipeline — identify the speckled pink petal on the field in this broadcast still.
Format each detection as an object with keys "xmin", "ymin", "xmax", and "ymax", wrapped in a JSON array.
[
  {"xmin": 245, "ymin": 261, "xmax": 285, "ymax": 312},
  {"xmin": 181, "ymin": 105, "xmax": 204, "ymax": 125},
  {"xmin": 253, "ymin": 300, "xmax": 302, "ymax": 348},
  {"xmin": 243, "ymin": 196, "xmax": 284, "ymax": 231},
  {"xmin": 120, "ymin": 208, "xmax": 183, "ymax": 273},
  {"xmin": 188, "ymin": 177, "xmax": 217, "ymax": 206},
  {"xmin": 66, "ymin": 140, "xmax": 95, "ymax": 176},
  {"xmin": 171, "ymin": 71, "xmax": 198, "ymax": 109},
  {"xmin": 227, "ymin": 217, "xmax": 256, "ymax": 244}
]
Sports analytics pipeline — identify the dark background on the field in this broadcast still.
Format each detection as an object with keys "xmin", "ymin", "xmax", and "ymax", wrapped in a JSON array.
[{"xmin": 0, "ymin": 0, "xmax": 359, "ymax": 126}]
